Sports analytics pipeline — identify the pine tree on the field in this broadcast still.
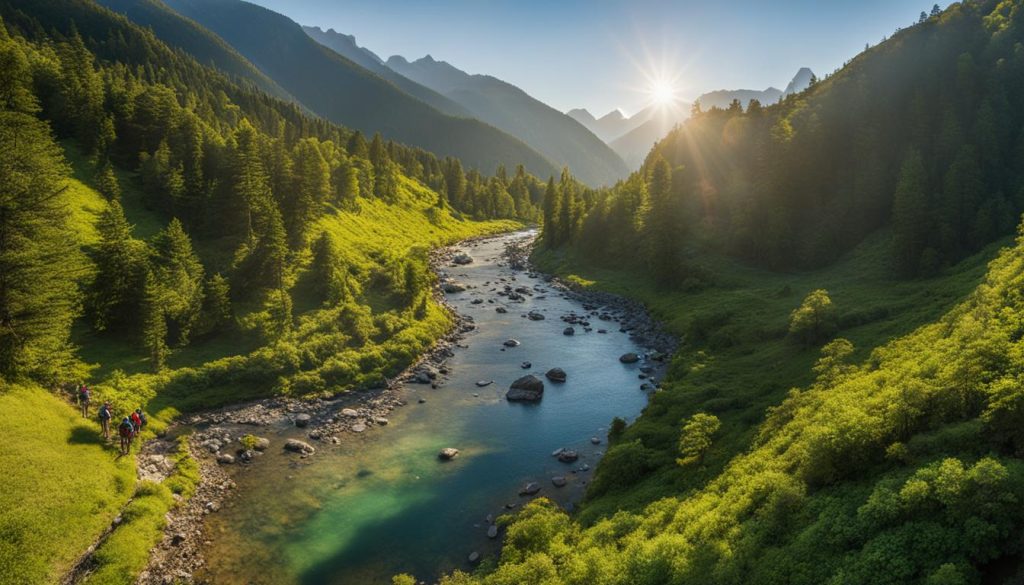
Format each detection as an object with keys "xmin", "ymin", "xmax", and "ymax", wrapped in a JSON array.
[
  {"xmin": 0, "ymin": 112, "xmax": 84, "ymax": 380},
  {"xmin": 152, "ymin": 219, "xmax": 204, "ymax": 346},
  {"xmin": 891, "ymin": 149, "xmax": 930, "ymax": 276},
  {"xmin": 541, "ymin": 177, "xmax": 559, "ymax": 248},
  {"xmin": 286, "ymin": 138, "xmax": 330, "ymax": 248},
  {"xmin": 93, "ymin": 158, "xmax": 121, "ymax": 200},
  {"xmin": 558, "ymin": 168, "xmax": 578, "ymax": 244},
  {"xmin": 141, "ymin": 271, "xmax": 168, "ymax": 372},
  {"xmin": 331, "ymin": 152, "xmax": 359, "ymax": 210},
  {"xmin": 644, "ymin": 156, "xmax": 683, "ymax": 286},
  {"xmin": 201, "ymin": 273, "xmax": 233, "ymax": 334},
  {"xmin": 90, "ymin": 199, "xmax": 148, "ymax": 331}
]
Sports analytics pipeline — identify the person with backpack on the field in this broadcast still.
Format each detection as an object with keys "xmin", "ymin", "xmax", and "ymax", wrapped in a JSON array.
[
  {"xmin": 129, "ymin": 410, "xmax": 143, "ymax": 442},
  {"xmin": 98, "ymin": 402, "xmax": 112, "ymax": 440},
  {"xmin": 118, "ymin": 416, "xmax": 134, "ymax": 455},
  {"xmin": 77, "ymin": 383, "xmax": 91, "ymax": 418}
]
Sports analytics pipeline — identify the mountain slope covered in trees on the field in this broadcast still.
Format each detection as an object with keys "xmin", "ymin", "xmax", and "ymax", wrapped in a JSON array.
[
  {"xmin": 301, "ymin": 25, "xmax": 474, "ymax": 119},
  {"xmin": 0, "ymin": 0, "xmax": 550, "ymax": 581},
  {"xmin": 386, "ymin": 54, "xmax": 630, "ymax": 186},
  {"xmin": 158, "ymin": 0, "xmax": 558, "ymax": 178}
]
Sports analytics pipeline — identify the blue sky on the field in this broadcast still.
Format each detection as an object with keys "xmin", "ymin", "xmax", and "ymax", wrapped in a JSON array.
[{"xmin": 247, "ymin": 0, "xmax": 947, "ymax": 117}]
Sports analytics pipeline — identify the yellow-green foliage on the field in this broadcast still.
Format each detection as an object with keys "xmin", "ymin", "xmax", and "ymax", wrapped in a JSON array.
[
  {"xmin": 0, "ymin": 384, "xmax": 135, "ymax": 585},
  {"xmin": 452, "ymin": 230, "xmax": 1024, "ymax": 584}
]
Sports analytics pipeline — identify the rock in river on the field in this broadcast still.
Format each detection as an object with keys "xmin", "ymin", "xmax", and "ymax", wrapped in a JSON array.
[
  {"xmin": 519, "ymin": 482, "xmax": 541, "ymax": 495},
  {"xmin": 551, "ymin": 476, "xmax": 567, "ymax": 487},
  {"xmin": 487, "ymin": 525, "xmax": 498, "ymax": 538},
  {"xmin": 527, "ymin": 311, "xmax": 545, "ymax": 321},
  {"xmin": 503, "ymin": 339, "xmax": 521, "ymax": 347},
  {"xmin": 619, "ymin": 352, "xmax": 640, "ymax": 364},
  {"xmin": 441, "ymin": 281, "xmax": 466, "ymax": 293},
  {"xmin": 284, "ymin": 439, "xmax": 315, "ymax": 454},
  {"xmin": 295, "ymin": 414, "xmax": 311, "ymax": 428},
  {"xmin": 453, "ymin": 253, "xmax": 474, "ymax": 265},
  {"xmin": 557, "ymin": 449, "xmax": 579, "ymax": 463},
  {"xmin": 506, "ymin": 375, "xmax": 544, "ymax": 402},
  {"xmin": 563, "ymin": 326, "xmax": 575, "ymax": 336},
  {"xmin": 216, "ymin": 453, "xmax": 235, "ymax": 465},
  {"xmin": 475, "ymin": 380, "xmax": 493, "ymax": 387},
  {"xmin": 438, "ymin": 447, "xmax": 460, "ymax": 460},
  {"xmin": 545, "ymin": 368, "xmax": 567, "ymax": 383}
]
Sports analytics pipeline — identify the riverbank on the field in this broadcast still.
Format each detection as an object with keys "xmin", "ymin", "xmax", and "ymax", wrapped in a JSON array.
[{"xmin": 136, "ymin": 230, "xmax": 678, "ymax": 583}]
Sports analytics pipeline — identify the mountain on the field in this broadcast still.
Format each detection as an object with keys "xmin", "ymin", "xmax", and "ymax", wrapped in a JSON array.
[
  {"xmin": 569, "ymin": 107, "xmax": 650, "ymax": 143},
  {"xmin": 386, "ymin": 54, "xmax": 629, "ymax": 186},
  {"xmin": 607, "ymin": 104, "xmax": 690, "ymax": 168},
  {"xmin": 94, "ymin": 0, "xmax": 296, "ymax": 102},
  {"xmin": 301, "ymin": 25, "xmax": 473, "ymax": 118},
  {"xmin": 694, "ymin": 68, "xmax": 813, "ymax": 110},
  {"xmin": 160, "ymin": 0, "xmax": 557, "ymax": 178},
  {"xmin": 784, "ymin": 66, "xmax": 815, "ymax": 95}
]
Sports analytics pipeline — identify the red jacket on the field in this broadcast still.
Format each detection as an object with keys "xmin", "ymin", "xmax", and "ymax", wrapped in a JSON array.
[{"xmin": 130, "ymin": 412, "xmax": 142, "ymax": 430}]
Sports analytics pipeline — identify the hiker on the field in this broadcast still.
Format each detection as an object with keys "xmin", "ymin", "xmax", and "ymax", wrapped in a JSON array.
[
  {"xmin": 118, "ymin": 416, "xmax": 134, "ymax": 455},
  {"xmin": 77, "ymin": 383, "xmax": 91, "ymax": 418},
  {"xmin": 129, "ymin": 409, "xmax": 143, "ymax": 442},
  {"xmin": 98, "ymin": 402, "xmax": 112, "ymax": 440}
]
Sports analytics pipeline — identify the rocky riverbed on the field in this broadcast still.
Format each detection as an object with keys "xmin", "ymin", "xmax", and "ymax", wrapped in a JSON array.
[{"xmin": 140, "ymin": 230, "xmax": 677, "ymax": 584}]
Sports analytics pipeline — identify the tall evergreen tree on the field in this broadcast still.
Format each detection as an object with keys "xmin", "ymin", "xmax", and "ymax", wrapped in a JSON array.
[
  {"xmin": 891, "ymin": 149, "xmax": 930, "ymax": 276},
  {"xmin": 151, "ymin": 218, "xmax": 204, "ymax": 346},
  {"xmin": 0, "ymin": 112, "xmax": 83, "ymax": 380},
  {"xmin": 90, "ymin": 199, "xmax": 148, "ymax": 331},
  {"xmin": 645, "ymin": 156, "xmax": 683, "ymax": 286},
  {"xmin": 541, "ymin": 177, "xmax": 559, "ymax": 248},
  {"xmin": 141, "ymin": 271, "xmax": 168, "ymax": 372},
  {"xmin": 287, "ymin": 138, "xmax": 330, "ymax": 248}
]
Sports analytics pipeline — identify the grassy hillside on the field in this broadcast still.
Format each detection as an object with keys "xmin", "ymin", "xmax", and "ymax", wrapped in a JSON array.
[
  {"xmin": 0, "ymin": 384, "xmax": 136, "ymax": 585},
  {"xmin": 437, "ymin": 221, "xmax": 1024, "ymax": 585}
]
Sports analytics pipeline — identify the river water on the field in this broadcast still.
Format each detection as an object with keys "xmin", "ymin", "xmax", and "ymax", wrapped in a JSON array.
[{"xmin": 198, "ymin": 232, "xmax": 658, "ymax": 584}]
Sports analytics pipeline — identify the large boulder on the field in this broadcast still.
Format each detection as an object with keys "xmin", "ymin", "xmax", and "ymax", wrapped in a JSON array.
[
  {"xmin": 545, "ymin": 368, "xmax": 567, "ymax": 383},
  {"xmin": 441, "ymin": 281, "xmax": 466, "ymax": 293},
  {"xmin": 519, "ymin": 482, "xmax": 541, "ymax": 495},
  {"xmin": 619, "ymin": 352, "xmax": 640, "ymax": 364},
  {"xmin": 452, "ymin": 253, "xmax": 474, "ymax": 265},
  {"xmin": 284, "ymin": 439, "xmax": 315, "ymax": 454},
  {"xmin": 557, "ymin": 449, "xmax": 579, "ymax": 463},
  {"xmin": 527, "ymin": 311, "xmax": 545, "ymax": 321},
  {"xmin": 563, "ymin": 326, "xmax": 575, "ymax": 336},
  {"xmin": 438, "ymin": 447, "xmax": 460, "ymax": 461},
  {"xmin": 506, "ymin": 375, "xmax": 544, "ymax": 402}
]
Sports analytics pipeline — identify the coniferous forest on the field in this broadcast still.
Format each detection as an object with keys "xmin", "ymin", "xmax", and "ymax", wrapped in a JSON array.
[{"xmin": 7, "ymin": 1, "xmax": 1024, "ymax": 585}]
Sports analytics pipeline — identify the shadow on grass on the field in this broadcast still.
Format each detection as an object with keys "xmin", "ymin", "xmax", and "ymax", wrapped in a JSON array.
[{"xmin": 67, "ymin": 424, "xmax": 105, "ymax": 446}]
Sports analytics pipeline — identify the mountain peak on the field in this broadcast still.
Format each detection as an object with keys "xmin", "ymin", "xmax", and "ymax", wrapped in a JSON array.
[
  {"xmin": 784, "ymin": 67, "xmax": 815, "ymax": 95},
  {"xmin": 598, "ymin": 109, "xmax": 625, "ymax": 123}
]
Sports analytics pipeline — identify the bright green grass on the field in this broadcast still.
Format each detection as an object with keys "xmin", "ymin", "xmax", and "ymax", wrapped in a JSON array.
[
  {"xmin": 534, "ymin": 230, "xmax": 1004, "ymax": 522},
  {"xmin": 82, "ymin": 438, "xmax": 199, "ymax": 585},
  {"xmin": 0, "ymin": 384, "xmax": 136, "ymax": 585}
]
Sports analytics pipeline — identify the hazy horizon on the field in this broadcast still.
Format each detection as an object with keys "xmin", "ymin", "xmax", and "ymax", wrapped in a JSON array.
[{"xmin": 246, "ymin": 0, "xmax": 948, "ymax": 117}]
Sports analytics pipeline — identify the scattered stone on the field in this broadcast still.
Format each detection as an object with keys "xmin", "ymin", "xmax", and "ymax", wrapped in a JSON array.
[
  {"xmin": 545, "ymin": 368, "xmax": 567, "ymax": 383},
  {"xmin": 557, "ymin": 450, "xmax": 579, "ymax": 463},
  {"xmin": 495, "ymin": 307, "xmax": 508, "ymax": 314},
  {"xmin": 487, "ymin": 525, "xmax": 498, "ymax": 538},
  {"xmin": 619, "ymin": 352, "xmax": 640, "ymax": 364},
  {"xmin": 475, "ymin": 380, "xmax": 493, "ymax": 387},
  {"xmin": 521, "ymin": 361, "xmax": 532, "ymax": 369},
  {"xmin": 284, "ymin": 439, "xmax": 315, "ymax": 454},
  {"xmin": 295, "ymin": 414, "xmax": 311, "ymax": 428},
  {"xmin": 591, "ymin": 437, "xmax": 602, "ymax": 445},
  {"xmin": 468, "ymin": 551, "xmax": 481, "ymax": 564},
  {"xmin": 438, "ymin": 447, "xmax": 460, "ymax": 460},
  {"xmin": 373, "ymin": 417, "xmax": 389, "ymax": 425},
  {"xmin": 453, "ymin": 253, "xmax": 474, "ymax": 265},
  {"xmin": 471, "ymin": 298, "xmax": 483, "ymax": 305},
  {"xmin": 506, "ymin": 375, "xmax": 545, "ymax": 402},
  {"xmin": 519, "ymin": 482, "xmax": 541, "ymax": 495},
  {"xmin": 216, "ymin": 453, "xmax": 235, "ymax": 465},
  {"xmin": 418, "ymin": 397, "xmax": 427, "ymax": 404},
  {"xmin": 563, "ymin": 326, "xmax": 575, "ymax": 336},
  {"xmin": 503, "ymin": 339, "xmax": 521, "ymax": 347},
  {"xmin": 351, "ymin": 423, "xmax": 367, "ymax": 433},
  {"xmin": 527, "ymin": 311, "xmax": 545, "ymax": 321},
  {"xmin": 341, "ymin": 408, "xmax": 359, "ymax": 418},
  {"xmin": 551, "ymin": 476, "xmax": 567, "ymax": 487}
]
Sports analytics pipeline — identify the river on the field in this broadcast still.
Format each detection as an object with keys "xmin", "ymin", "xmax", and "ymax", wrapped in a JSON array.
[{"xmin": 196, "ymin": 231, "xmax": 663, "ymax": 584}]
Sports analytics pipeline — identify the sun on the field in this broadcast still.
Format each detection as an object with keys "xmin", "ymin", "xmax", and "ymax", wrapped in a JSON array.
[{"xmin": 650, "ymin": 81, "xmax": 678, "ymax": 105}]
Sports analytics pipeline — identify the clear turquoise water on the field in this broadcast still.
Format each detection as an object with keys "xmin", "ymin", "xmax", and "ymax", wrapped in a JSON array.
[{"xmin": 199, "ymin": 233, "xmax": 654, "ymax": 584}]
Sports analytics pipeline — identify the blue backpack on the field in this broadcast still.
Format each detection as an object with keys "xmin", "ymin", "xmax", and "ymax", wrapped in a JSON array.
[{"xmin": 98, "ymin": 405, "xmax": 111, "ymax": 421}]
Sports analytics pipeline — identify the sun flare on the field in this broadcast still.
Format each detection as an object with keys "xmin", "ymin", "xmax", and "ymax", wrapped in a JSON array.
[{"xmin": 650, "ymin": 80, "xmax": 678, "ymax": 105}]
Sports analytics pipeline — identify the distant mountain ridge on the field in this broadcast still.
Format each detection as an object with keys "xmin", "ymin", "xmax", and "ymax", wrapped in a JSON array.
[
  {"xmin": 572, "ymin": 68, "xmax": 815, "ymax": 168},
  {"xmin": 159, "ymin": 0, "xmax": 558, "ymax": 178},
  {"xmin": 386, "ymin": 54, "xmax": 629, "ymax": 186},
  {"xmin": 301, "ymin": 26, "xmax": 474, "ymax": 119}
]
